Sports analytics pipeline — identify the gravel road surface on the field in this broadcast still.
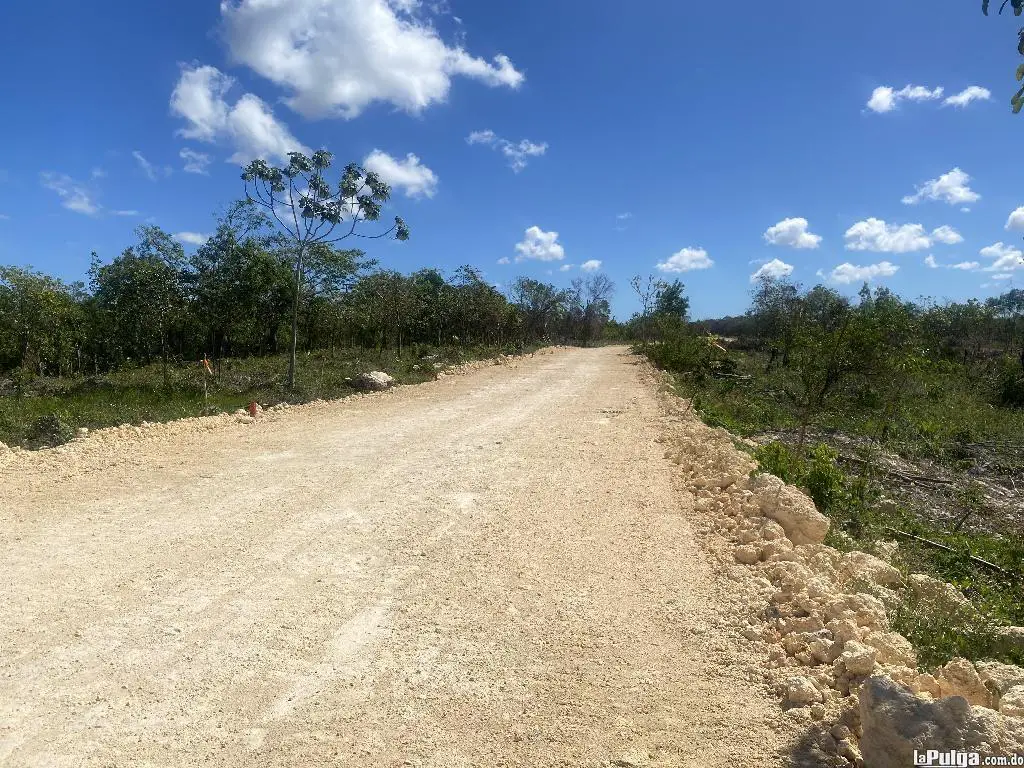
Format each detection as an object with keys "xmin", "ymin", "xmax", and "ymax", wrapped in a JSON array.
[{"xmin": 0, "ymin": 347, "xmax": 795, "ymax": 767}]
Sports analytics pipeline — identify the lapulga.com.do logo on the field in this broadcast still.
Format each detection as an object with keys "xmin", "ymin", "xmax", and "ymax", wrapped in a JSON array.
[
  {"xmin": 914, "ymin": 751, "xmax": 980, "ymax": 767},
  {"xmin": 914, "ymin": 750, "xmax": 1024, "ymax": 766}
]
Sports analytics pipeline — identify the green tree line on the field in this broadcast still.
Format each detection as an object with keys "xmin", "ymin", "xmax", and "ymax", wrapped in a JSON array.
[
  {"xmin": 744, "ymin": 277, "xmax": 1024, "ymax": 410},
  {"xmin": 657, "ymin": 277, "xmax": 1024, "ymax": 440},
  {"xmin": 0, "ymin": 216, "xmax": 615, "ymax": 384}
]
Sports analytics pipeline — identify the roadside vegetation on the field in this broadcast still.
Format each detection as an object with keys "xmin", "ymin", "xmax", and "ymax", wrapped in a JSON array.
[
  {"xmin": 0, "ymin": 151, "xmax": 616, "ymax": 449},
  {"xmin": 632, "ymin": 274, "xmax": 1024, "ymax": 668}
]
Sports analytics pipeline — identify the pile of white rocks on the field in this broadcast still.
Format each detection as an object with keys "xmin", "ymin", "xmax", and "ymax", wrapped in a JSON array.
[
  {"xmin": 659, "ymin": 394, "xmax": 1024, "ymax": 767},
  {"xmin": 435, "ymin": 355, "xmax": 519, "ymax": 378},
  {"xmin": 349, "ymin": 371, "xmax": 396, "ymax": 391},
  {"xmin": 0, "ymin": 439, "xmax": 13, "ymax": 470}
]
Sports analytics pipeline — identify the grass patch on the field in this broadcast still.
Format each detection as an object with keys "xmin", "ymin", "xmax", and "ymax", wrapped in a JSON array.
[
  {"xmin": 648, "ymin": 339, "xmax": 1024, "ymax": 669},
  {"xmin": 0, "ymin": 343, "xmax": 531, "ymax": 449},
  {"xmin": 670, "ymin": 349, "xmax": 1024, "ymax": 471},
  {"xmin": 752, "ymin": 438, "xmax": 1024, "ymax": 667},
  {"xmin": 891, "ymin": 593, "xmax": 1024, "ymax": 670}
]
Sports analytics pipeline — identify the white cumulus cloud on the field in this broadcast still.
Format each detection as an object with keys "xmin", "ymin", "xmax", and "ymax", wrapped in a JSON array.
[
  {"xmin": 174, "ymin": 232, "xmax": 211, "ymax": 246},
  {"xmin": 944, "ymin": 86, "xmax": 991, "ymax": 108},
  {"xmin": 930, "ymin": 225, "xmax": 963, "ymax": 245},
  {"xmin": 866, "ymin": 84, "xmax": 943, "ymax": 113},
  {"xmin": 580, "ymin": 259, "xmax": 602, "ymax": 272},
  {"xmin": 1006, "ymin": 206, "xmax": 1024, "ymax": 231},
  {"xmin": 514, "ymin": 226, "xmax": 565, "ymax": 262},
  {"xmin": 363, "ymin": 150, "xmax": 438, "ymax": 199},
  {"xmin": 823, "ymin": 261, "xmax": 899, "ymax": 284},
  {"xmin": 227, "ymin": 93, "xmax": 313, "ymax": 165},
  {"xmin": 926, "ymin": 254, "xmax": 980, "ymax": 271},
  {"xmin": 170, "ymin": 64, "xmax": 311, "ymax": 165},
  {"xmin": 763, "ymin": 217, "xmax": 822, "ymax": 249},
  {"xmin": 750, "ymin": 258, "xmax": 795, "ymax": 283},
  {"xmin": 657, "ymin": 247, "xmax": 713, "ymax": 273},
  {"xmin": 220, "ymin": 0, "xmax": 523, "ymax": 120},
  {"xmin": 980, "ymin": 242, "xmax": 1024, "ymax": 272},
  {"xmin": 902, "ymin": 167, "xmax": 980, "ymax": 206},
  {"xmin": 844, "ymin": 218, "xmax": 931, "ymax": 253},
  {"xmin": 172, "ymin": 65, "xmax": 231, "ymax": 142},
  {"xmin": 467, "ymin": 130, "xmax": 547, "ymax": 172},
  {"xmin": 866, "ymin": 87, "xmax": 897, "ymax": 113}
]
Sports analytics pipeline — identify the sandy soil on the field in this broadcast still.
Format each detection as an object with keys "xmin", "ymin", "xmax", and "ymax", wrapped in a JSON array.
[{"xmin": 0, "ymin": 346, "xmax": 798, "ymax": 767}]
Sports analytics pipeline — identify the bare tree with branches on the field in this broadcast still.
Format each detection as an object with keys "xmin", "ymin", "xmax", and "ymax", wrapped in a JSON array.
[
  {"xmin": 630, "ymin": 274, "xmax": 664, "ymax": 347},
  {"xmin": 241, "ymin": 149, "xmax": 410, "ymax": 389}
]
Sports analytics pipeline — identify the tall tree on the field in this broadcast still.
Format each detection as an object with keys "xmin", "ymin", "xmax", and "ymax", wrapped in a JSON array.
[
  {"xmin": 450, "ymin": 266, "xmax": 508, "ymax": 345},
  {"xmin": 653, "ymin": 279, "xmax": 688, "ymax": 321},
  {"xmin": 749, "ymin": 276, "xmax": 802, "ymax": 370},
  {"xmin": 186, "ymin": 202, "xmax": 292, "ymax": 360},
  {"xmin": 578, "ymin": 274, "xmax": 616, "ymax": 344},
  {"xmin": 241, "ymin": 150, "xmax": 410, "ymax": 388},
  {"xmin": 89, "ymin": 226, "xmax": 186, "ymax": 384},
  {"xmin": 758, "ymin": 284, "xmax": 857, "ymax": 450},
  {"xmin": 509, "ymin": 278, "xmax": 567, "ymax": 341},
  {"xmin": 630, "ymin": 274, "xmax": 665, "ymax": 346},
  {"xmin": 0, "ymin": 267, "xmax": 85, "ymax": 376},
  {"xmin": 987, "ymin": 288, "xmax": 1024, "ymax": 372}
]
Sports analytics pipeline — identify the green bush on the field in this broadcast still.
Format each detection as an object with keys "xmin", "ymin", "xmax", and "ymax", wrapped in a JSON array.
[
  {"xmin": 890, "ymin": 591, "xmax": 1024, "ymax": 668},
  {"xmin": 645, "ymin": 335, "xmax": 711, "ymax": 375},
  {"xmin": 755, "ymin": 441, "xmax": 852, "ymax": 517},
  {"xmin": 754, "ymin": 440, "xmax": 799, "ymax": 483},
  {"xmin": 996, "ymin": 356, "xmax": 1024, "ymax": 408},
  {"xmin": 802, "ymin": 443, "xmax": 849, "ymax": 515},
  {"xmin": 676, "ymin": 343, "xmax": 1024, "ymax": 669},
  {"xmin": 25, "ymin": 414, "xmax": 74, "ymax": 449}
]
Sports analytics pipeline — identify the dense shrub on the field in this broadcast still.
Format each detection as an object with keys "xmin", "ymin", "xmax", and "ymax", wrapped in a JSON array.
[
  {"xmin": 641, "ymin": 327, "xmax": 732, "ymax": 380},
  {"xmin": 25, "ymin": 414, "xmax": 74, "ymax": 449},
  {"xmin": 754, "ymin": 439, "xmax": 799, "ymax": 482},
  {"xmin": 996, "ymin": 356, "xmax": 1024, "ymax": 407},
  {"xmin": 802, "ymin": 443, "xmax": 850, "ymax": 514},
  {"xmin": 755, "ymin": 440, "xmax": 851, "ymax": 517}
]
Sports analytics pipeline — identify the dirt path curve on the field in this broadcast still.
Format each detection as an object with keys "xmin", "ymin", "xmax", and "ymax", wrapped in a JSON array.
[{"xmin": 0, "ymin": 346, "xmax": 796, "ymax": 767}]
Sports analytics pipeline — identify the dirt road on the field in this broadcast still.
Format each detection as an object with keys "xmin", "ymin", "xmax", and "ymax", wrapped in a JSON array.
[{"xmin": 0, "ymin": 347, "xmax": 796, "ymax": 767}]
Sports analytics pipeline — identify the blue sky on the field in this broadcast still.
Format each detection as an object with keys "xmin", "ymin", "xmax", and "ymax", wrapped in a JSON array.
[{"xmin": 1, "ymin": 0, "xmax": 1022, "ymax": 319}]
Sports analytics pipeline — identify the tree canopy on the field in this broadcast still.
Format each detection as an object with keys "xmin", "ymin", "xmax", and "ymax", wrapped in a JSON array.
[
  {"xmin": 981, "ymin": 0, "xmax": 1024, "ymax": 111},
  {"xmin": 0, "ymin": 220, "xmax": 618, "ymax": 385}
]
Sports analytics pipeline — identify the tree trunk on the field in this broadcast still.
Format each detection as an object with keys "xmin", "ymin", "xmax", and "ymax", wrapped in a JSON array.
[
  {"xmin": 161, "ymin": 320, "xmax": 170, "ymax": 389},
  {"xmin": 287, "ymin": 245, "xmax": 305, "ymax": 390},
  {"xmin": 797, "ymin": 401, "xmax": 812, "ymax": 455}
]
